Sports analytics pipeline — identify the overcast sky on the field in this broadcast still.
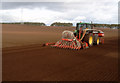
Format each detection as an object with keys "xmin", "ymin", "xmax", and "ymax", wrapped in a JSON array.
[{"xmin": 0, "ymin": 0, "xmax": 119, "ymax": 25}]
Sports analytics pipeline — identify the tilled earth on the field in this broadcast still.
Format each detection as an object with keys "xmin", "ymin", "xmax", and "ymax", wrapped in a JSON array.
[{"xmin": 2, "ymin": 24, "xmax": 118, "ymax": 81}]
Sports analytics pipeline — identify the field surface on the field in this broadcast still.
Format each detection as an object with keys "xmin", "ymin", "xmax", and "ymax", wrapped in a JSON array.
[{"xmin": 2, "ymin": 24, "xmax": 118, "ymax": 81}]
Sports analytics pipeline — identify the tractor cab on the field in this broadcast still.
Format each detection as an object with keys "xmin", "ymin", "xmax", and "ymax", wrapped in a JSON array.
[
  {"xmin": 74, "ymin": 23, "xmax": 93, "ymax": 39},
  {"xmin": 76, "ymin": 23, "xmax": 93, "ymax": 30}
]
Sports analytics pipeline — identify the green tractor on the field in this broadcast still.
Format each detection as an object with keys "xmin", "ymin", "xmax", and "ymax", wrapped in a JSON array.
[
  {"xmin": 74, "ymin": 22, "xmax": 102, "ymax": 47},
  {"xmin": 46, "ymin": 22, "xmax": 104, "ymax": 50}
]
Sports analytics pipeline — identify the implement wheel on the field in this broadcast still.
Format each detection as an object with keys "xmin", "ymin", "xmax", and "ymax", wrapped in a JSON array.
[{"xmin": 84, "ymin": 33, "xmax": 93, "ymax": 47}]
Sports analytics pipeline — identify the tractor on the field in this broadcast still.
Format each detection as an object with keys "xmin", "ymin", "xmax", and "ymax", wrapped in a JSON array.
[{"xmin": 45, "ymin": 22, "xmax": 104, "ymax": 50}]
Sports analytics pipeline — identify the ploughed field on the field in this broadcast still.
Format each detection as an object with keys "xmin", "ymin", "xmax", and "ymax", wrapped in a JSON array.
[{"xmin": 2, "ymin": 24, "xmax": 118, "ymax": 81}]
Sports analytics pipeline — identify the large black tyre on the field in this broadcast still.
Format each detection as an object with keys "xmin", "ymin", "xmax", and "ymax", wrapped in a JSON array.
[
  {"xmin": 94, "ymin": 34, "xmax": 100, "ymax": 45},
  {"xmin": 83, "ymin": 33, "xmax": 93, "ymax": 47}
]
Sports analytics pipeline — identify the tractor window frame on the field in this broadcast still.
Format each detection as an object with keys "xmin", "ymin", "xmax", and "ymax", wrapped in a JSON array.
[
  {"xmin": 76, "ymin": 23, "xmax": 86, "ymax": 30},
  {"xmin": 86, "ymin": 24, "xmax": 92, "ymax": 29}
]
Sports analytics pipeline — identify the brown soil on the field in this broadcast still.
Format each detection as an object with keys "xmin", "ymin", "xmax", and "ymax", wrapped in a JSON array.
[{"xmin": 2, "ymin": 24, "xmax": 118, "ymax": 81}]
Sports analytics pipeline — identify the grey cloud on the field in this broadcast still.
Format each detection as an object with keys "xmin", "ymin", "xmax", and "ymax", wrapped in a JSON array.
[
  {"xmin": 2, "ymin": 2, "xmax": 66, "ymax": 11},
  {"xmin": 1, "ymin": 1, "xmax": 118, "ymax": 24},
  {"xmin": 118, "ymin": 1, "xmax": 120, "ymax": 24}
]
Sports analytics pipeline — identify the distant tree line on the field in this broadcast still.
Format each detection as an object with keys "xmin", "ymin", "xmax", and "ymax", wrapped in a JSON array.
[
  {"xmin": 1, "ymin": 22, "xmax": 21, "ymax": 24},
  {"xmin": 1, "ymin": 22, "xmax": 119, "ymax": 29},
  {"xmin": 23, "ymin": 22, "xmax": 46, "ymax": 26},
  {"xmin": 1, "ymin": 22, "xmax": 46, "ymax": 26},
  {"xmin": 93, "ymin": 24, "xmax": 119, "ymax": 29},
  {"xmin": 50, "ymin": 22, "xmax": 73, "ymax": 27}
]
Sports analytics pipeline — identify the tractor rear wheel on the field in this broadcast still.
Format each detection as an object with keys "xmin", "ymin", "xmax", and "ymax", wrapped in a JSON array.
[
  {"xmin": 83, "ymin": 33, "xmax": 93, "ymax": 47},
  {"xmin": 94, "ymin": 35, "xmax": 100, "ymax": 45}
]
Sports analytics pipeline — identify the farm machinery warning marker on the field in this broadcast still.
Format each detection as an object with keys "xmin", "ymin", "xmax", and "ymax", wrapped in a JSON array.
[{"xmin": 45, "ymin": 22, "xmax": 104, "ymax": 50}]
